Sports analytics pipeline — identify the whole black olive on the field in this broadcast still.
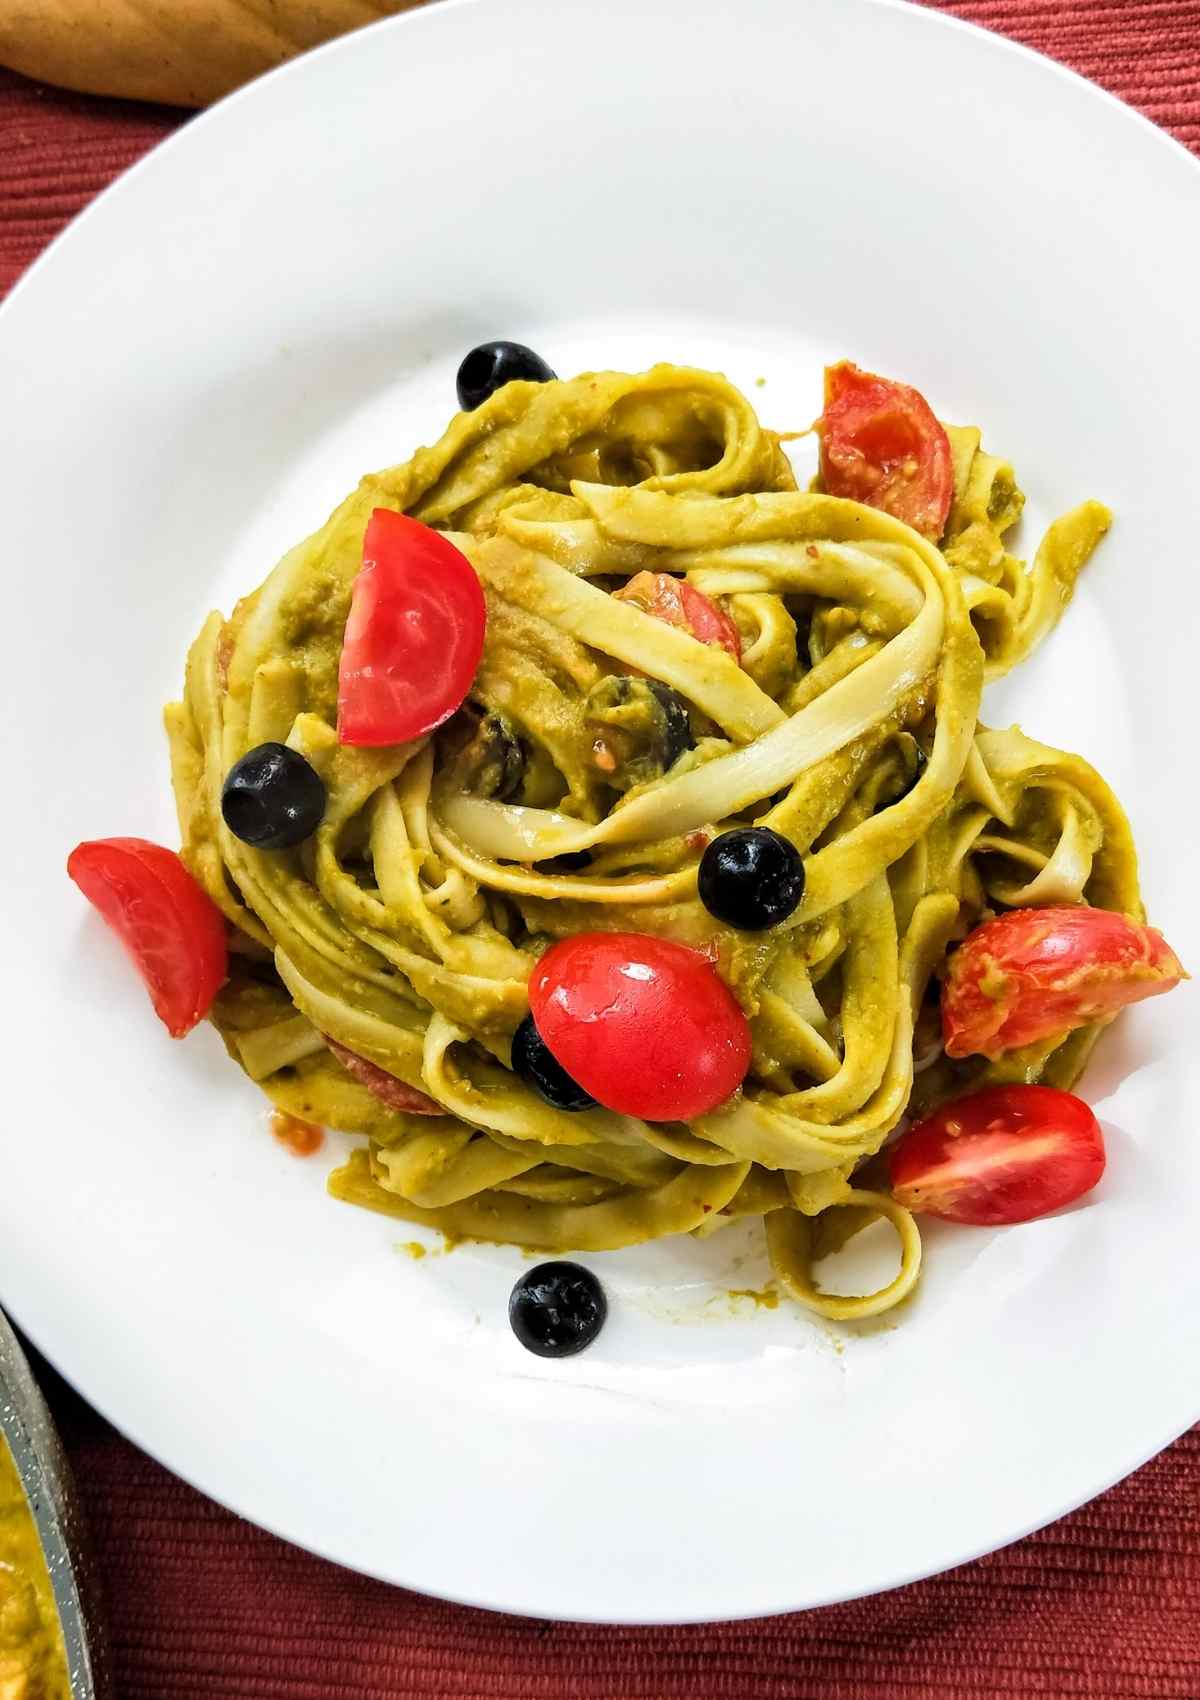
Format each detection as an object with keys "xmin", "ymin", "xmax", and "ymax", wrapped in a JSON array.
[
  {"xmin": 457, "ymin": 341, "xmax": 556, "ymax": 411},
  {"xmin": 221, "ymin": 743, "xmax": 326, "ymax": 850},
  {"xmin": 509, "ymin": 1261, "xmax": 607, "ymax": 1357},
  {"xmin": 698, "ymin": 826, "xmax": 805, "ymax": 931},
  {"xmin": 511, "ymin": 1013, "xmax": 596, "ymax": 1111}
]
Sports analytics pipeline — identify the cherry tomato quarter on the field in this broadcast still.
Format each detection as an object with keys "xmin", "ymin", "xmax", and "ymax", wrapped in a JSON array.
[
  {"xmin": 528, "ymin": 932, "xmax": 751, "ymax": 1120},
  {"xmin": 818, "ymin": 360, "xmax": 954, "ymax": 539},
  {"xmin": 889, "ymin": 1084, "xmax": 1105, "ymax": 1226},
  {"xmin": 337, "ymin": 509, "xmax": 486, "ymax": 747},
  {"xmin": 942, "ymin": 904, "xmax": 1185, "ymax": 1060},
  {"xmin": 613, "ymin": 571, "xmax": 742, "ymax": 662},
  {"xmin": 67, "ymin": 837, "xmax": 227, "ymax": 1037}
]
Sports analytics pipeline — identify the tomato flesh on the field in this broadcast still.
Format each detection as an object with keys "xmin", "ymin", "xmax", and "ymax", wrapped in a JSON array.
[
  {"xmin": 337, "ymin": 509, "xmax": 486, "ymax": 747},
  {"xmin": 942, "ymin": 904, "xmax": 1185, "ymax": 1060},
  {"xmin": 889, "ymin": 1084, "xmax": 1105, "ymax": 1225},
  {"xmin": 528, "ymin": 932, "xmax": 751, "ymax": 1120},
  {"xmin": 818, "ymin": 360, "xmax": 954, "ymax": 539},
  {"xmin": 613, "ymin": 571, "xmax": 741, "ymax": 661},
  {"xmin": 67, "ymin": 837, "xmax": 227, "ymax": 1037}
]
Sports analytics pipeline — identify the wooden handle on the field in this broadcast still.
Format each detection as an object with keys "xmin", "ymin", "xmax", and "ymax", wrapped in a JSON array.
[{"xmin": 0, "ymin": 0, "xmax": 424, "ymax": 107}]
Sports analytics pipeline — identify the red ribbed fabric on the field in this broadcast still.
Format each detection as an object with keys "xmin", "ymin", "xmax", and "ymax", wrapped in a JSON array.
[{"xmin": 4, "ymin": 3, "xmax": 1199, "ymax": 1691}]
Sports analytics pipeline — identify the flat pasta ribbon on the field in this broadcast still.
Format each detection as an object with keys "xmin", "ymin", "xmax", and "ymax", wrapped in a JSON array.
[{"xmin": 165, "ymin": 364, "xmax": 1129, "ymax": 1321}]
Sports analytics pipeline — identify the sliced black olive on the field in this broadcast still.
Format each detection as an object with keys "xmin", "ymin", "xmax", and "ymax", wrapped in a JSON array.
[
  {"xmin": 584, "ymin": 676, "xmax": 694, "ymax": 792},
  {"xmin": 456, "ymin": 341, "xmax": 556, "ymax": 411},
  {"xmin": 509, "ymin": 1261, "xmax": 607, "ymax": 1357},
  {"xmin": 221, "ymin": 743, "xmax": 325, "ymax": 850},
  {"xmin": 511, "ymin": 1014, "xmax": 596, "ymax": 1111},
  {"xmin": 698, "ymin": 826, "xmax": 805, "ymax": 931}
]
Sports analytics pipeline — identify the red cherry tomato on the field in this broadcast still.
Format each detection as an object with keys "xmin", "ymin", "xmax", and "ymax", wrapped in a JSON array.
[
  {"xmin": 337, "ymin": 509, "xmax": 486, "ymax": 747},
  {"xmin": 67, "ymin": 837, "xmax": 227, "ymax": 1037},
  {"xmin": 818, "ymin": 360, "xmax": 954, "ymax": 539},
  {"xmin": 529, "ymin": 932, "xmax": 751, "ymax": 1120},
  {"xmin": 613, "ymin": 571, "xmax": 742, "ymax": 662},
  {"xmin": 889, "ymin": 1084, "xmax": 1105, "ymax": 1225},
  {"xmin": 942, "ymin": 904, "xmax": 1185, "ymax": 1060}
]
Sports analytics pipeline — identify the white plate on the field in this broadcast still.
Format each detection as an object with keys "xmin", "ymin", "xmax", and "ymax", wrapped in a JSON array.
[{"xmin": 1, "ymin": 0, "xmax": 1198, "ymax": 1625}]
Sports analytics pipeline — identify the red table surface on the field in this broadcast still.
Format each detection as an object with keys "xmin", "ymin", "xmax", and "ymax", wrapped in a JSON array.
[{"xmin": 3, "ymin": 3, "xmax": 1199, "ymax": 1694}]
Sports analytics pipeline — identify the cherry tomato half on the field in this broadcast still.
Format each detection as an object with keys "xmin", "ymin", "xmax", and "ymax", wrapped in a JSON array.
[
  {"xmin": 67, "ymin": 837, "xmax": 227, "ymax": 1037},
  {"xmin": 942, "ymin": 904, "xmax": 1185, "ymax": 1060},
  {"xmin": 337, "ymin": 510, "xmax": 486, "ymax": 747},
  {"xmin": 613, "ymin": 571, "xmax": 742, "ymax": 662},
  {"xmin": 528, "ymin": 932, "xmax": 751, "ymax": 1120},
  {"xmin": 889, "ymin": 1084, "xmax": 1105, "ymax": 1225},
  {"xmin": 818, "ymin": 360, "xmax": 954, "ymax": 539}
]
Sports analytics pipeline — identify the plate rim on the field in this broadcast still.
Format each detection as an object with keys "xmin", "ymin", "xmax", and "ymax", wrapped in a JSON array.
[{"xmin": 2, "ymin": 0, "xmax": 1200, "ymax": 1624}]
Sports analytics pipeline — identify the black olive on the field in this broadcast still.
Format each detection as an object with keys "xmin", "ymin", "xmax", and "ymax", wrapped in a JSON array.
[
  {"xmin": 450, "ymin": 710, "xmax": 527, "ymax": 801},
  {"xmin": 900, "ymin": 741, "xmax": 928, "ymax": 796},
  {"xmin": 535, "ymin": 850, "xmax": 593, "ymax": 873},
  {"xmin": 456, "ymin": 341, "xmax": 556, "ymax": 411},
  {"xmin": 698, "ymin": 826, "xmax": 805, "ymax": 931},
  {"xmin": 221, "ymin": 743, "xmax": 326, "ymax": 850},
  {"xmin": 645, "ymin": 681, "xmax": 694, "ymax": 771},
  {"xmin": 511, "ymin": 1014, "xmax": 597, "ymax": 1111},
  {"xmin": 509, "ymin": 1261, "xmax": 607, "ymax": 1357},
  {"xmin": 873, "ymin": 740, "xmax": 927, "ymax": 813},
  {"xmin": 584, "ymin": 676, "xmax": 694, "ymax": 792}
]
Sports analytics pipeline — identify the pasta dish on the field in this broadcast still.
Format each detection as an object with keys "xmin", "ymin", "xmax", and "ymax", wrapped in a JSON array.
[{"xmin": 70, "ymin": 354, "xmax": 1185, "ymax": 1331}]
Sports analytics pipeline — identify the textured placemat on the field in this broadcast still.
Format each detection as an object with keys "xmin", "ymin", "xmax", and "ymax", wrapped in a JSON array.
[{"xmin": 3, "ymin": 3, "xmax": 1200, "ymax": 1693}]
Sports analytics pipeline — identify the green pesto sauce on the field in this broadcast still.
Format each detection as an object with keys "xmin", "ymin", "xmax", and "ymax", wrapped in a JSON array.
[{"xmin": 727, "ymin": 1286, "xmax": 780, "ymax": 1310}]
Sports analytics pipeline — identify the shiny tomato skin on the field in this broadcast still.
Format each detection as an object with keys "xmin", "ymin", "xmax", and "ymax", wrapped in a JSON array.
[
  {"xmin": 942, "ymin": 904, "xmax": 1185, "ymax": 1060},
  {"xmin": 528, "ymin": 932, "xmax": 751, "ymax": 1120},
  {"xmin": 337, "ymin": 510, "xmax": 486, "ymax": 747},
  {"xmin": 889, "ymin": 1084, "xmax": 1105, "ymax": 1225},
  {"xmin": 818, "ymin": 360, "xmax": 954, "ymax": 539},
  {"xmin": 613, "ymin": 571, "xmax": 742, "ymax": 661},
  {"xmin": 677, "ymin": 582, "xmax": 742, "ymax": 661},
  {"xmin": 67, "ymin": 837, "xmax": 227, "ymax": 1037}
]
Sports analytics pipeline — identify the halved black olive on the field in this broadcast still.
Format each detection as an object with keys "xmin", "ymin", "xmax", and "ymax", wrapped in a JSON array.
[
  {"xmin": 584, "ymin": 676, "xmax": 694, "ymax": 792},
  {"xmin": 440, "ymin": 708, "xmax": 527, "ymax": 801},
  {"xmin": 645, "ymin": 681, "xmax": 694, "ymax": 770},
  {"xmin": 872, "ymin": 735, "xmax": 927, "ymax": 813}
]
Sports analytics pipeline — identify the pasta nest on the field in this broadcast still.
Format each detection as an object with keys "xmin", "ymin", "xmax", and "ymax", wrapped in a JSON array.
[{"xmin": 167, "ymin": 365, "xmax": 1129, "ymax": 1318}]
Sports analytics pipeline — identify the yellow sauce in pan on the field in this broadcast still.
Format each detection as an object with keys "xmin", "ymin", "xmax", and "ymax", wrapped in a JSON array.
[{"xmin": 0, "ymin": 1428, "xmax": 70, "ymax": 1700}]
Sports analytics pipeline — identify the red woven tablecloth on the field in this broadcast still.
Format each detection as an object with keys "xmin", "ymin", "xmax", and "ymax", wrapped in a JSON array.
[{"xmin": 4, "ymin": 4, "xmax": 1200, "ymax": 1693}]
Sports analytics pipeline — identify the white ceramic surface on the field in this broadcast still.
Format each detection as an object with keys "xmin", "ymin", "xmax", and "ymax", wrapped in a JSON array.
[{"xmin": 1, "ymin": 0, "xmax": 1198, "ymax": 1625}]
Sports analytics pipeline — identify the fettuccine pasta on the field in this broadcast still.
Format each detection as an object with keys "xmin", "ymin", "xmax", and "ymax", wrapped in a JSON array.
[{"xmin": 165, "ymin": 362, "xmax": 1132, "ymax": 1322}]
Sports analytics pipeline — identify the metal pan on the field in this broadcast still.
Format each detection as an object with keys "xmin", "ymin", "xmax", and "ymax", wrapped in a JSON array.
[{"xmin": 0, "ymin": 1308, "xmax": 111, "ymax": 1698}]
